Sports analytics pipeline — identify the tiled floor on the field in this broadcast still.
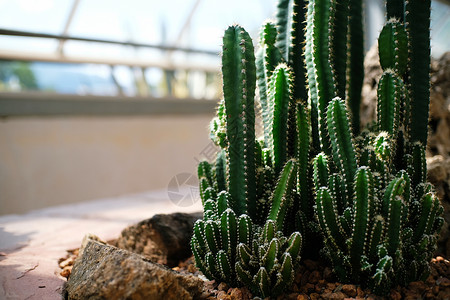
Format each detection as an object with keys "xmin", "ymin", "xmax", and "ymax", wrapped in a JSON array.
[{"xmin": 0, "ymin": 189, "xmax": 202, "ymax": 299}]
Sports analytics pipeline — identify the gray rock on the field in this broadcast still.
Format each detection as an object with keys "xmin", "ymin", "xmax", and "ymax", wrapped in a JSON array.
[
  {"xmin": 115, "ymin": 212, "xmax": 202, "ymax": 267},
  {"xmin": 64, "ymin": 235, "xmax": 205, "ymax": 300}
]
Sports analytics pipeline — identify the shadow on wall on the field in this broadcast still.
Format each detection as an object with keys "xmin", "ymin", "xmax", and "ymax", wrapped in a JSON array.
[{"xmin": 0, "ymin": 114, "xmax": 214, "ymax": 215}]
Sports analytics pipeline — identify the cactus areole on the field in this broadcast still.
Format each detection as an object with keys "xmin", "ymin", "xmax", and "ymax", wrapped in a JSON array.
[{"xmin": 191, "ymin": 0, "xmax": 442, "ymax": 297}]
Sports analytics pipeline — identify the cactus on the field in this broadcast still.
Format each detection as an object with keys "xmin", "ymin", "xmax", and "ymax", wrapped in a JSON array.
[
  {"xmin": 313, "ymin": 97, "xmax": 442, "ymax": 293},
  {"xmin": 192, "ymin": 0, "xmax": 441, "ymax": 296},
  {"xmin": 192, "ymin": 22, "xmax": 304, "ymax": 297},
  {"xmin": 308, "ymin": 0, "xmax": 441, "ymax": 295}
]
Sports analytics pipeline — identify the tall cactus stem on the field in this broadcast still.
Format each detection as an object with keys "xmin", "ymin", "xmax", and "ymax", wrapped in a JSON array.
[
  {"xmin": 347, "ymin": 0, "xmax": 364, "ymax": 135},
  {"xmin": 405, "ymin": 0, "xmax": 431, "ymax": 145},
  {"xmin": 326, "ymin": 97, "xmax": 357, "ymax": 196},
  {"xmin": 222, "ymin": 25, "xmax": 257, "ymax": 216},
  {"xmin": 350, "ymin": 167, "xmax": 373, "ymax": 280},
  {"xmin": 305, "ymin": 0, "xmax": 336, "ymax": 153}
]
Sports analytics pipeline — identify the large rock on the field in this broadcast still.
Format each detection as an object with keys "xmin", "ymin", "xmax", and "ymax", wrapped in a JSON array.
[
  {"xmin": 63, "ymin": 235, "xmax": 205, "ymax": 300},
  {"xmin": 115, "ymin": 212, "xmax": 202, "ymax": 267}
]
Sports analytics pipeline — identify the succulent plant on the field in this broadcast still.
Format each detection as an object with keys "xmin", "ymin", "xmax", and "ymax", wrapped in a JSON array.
[
  {"xmin": 191, "ymin": 22, "xmax": 305, "ymax": 297},
  {"xmin": 191, "ymin": 0, "xmax": 442, "ymax": 297},
  {"xmin": 310, "ymin": 1, "xmax": 443, "ymax": 293}
]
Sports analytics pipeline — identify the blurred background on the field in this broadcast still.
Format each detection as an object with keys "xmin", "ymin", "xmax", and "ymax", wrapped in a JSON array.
[{"xmin": 0, "ymin": 0, "xmax": 449, "ymax": 215}]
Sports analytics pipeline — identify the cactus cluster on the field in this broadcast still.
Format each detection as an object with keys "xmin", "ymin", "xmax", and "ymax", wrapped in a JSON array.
[
  {"xmin": 191, "ymin": 22, "xmax": 306, "ymax": 297},
  {"xmin": 191, "ymin": 0, "xmax": 443, "ymax": 297}
]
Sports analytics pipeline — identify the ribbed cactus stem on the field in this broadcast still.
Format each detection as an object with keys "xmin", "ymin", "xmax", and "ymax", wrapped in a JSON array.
[
  {"xmin": 405, "ymin": 0, "xmax": 431, "ymax": 145},
  {"xmin": 267, "ymin": 159, "xmax": 298, "ymax": 230},
  {"xmin": 331, "ymin": 0, "xmax": 349, "ymax": 99},
  {"xmin": 347, "ymin": 0, "xmax": 364, "ymax": 135},
  {"xmin": 256, "ymin": 22, "xmax": 282, "ymax": 146},
  {"xmin": 215, "ymin": 150, "xmax": 227, "ymax": 192},
  {"xmin": 316, "ymin": 187, "xmax": 347, "ymax": 250},
  {"xmin": 289, "ymin": 0, "xmax": 308, "ymax": 103},
  {"xmin": 313, "ymin": 152, "xmax": 329, "ymax": 192},
  {"xmin": 267, "ymin": 64, "xmax": 293, "ymax": 173},
  {"xmin": 222, "ymin": 25, "xmax": 257, "ymax": 216},
  {"xmin": 275, "ymin": 0, "xmax": 292, "ymax": 61},
  {"xmin": 367, "ymin": 216, "xmax": 384, "ymax": 260},
  {"xmin": 326, "ymin": 97, "xmax": 357, "ymax": 194},
  {"xmin": 386, "ymin": 195, "xmax": 402, "ymax": 256},
  {"xmin": 377, "ymin": 71, "xmax": 403, "ymax": 135},
  {"xmin": 305, "ymin": 0, "xmax": 336, "ymax": 153},
  {"xmin": 296, "ymin": 102, "xmax": 311, "ymax": 218},
  {"xmin": 378, "ymin": 20, "xmax": 408, "ymax": 75},
  {"xmin": 350, "ymin": 167, "xmax": 373, "ymax": 279}
]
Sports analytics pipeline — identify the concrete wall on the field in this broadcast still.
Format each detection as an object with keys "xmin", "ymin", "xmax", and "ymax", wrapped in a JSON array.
[{"xmin": 0, "ymin": 114, "xmax": 214, "ymax": 215}]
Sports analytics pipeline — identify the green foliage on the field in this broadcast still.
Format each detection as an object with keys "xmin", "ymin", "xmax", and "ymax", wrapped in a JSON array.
[{"xmin": 192, "ymin": 0, "xmax": 441, "ymax": 297}]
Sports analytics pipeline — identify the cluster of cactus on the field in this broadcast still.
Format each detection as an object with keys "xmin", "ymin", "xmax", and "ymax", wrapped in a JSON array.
[
  {"xmin": 191, "ymin": 0, "xmax": 443, "ymax": 297},
  {"xmin": 191, "ymin": 22, "xmax": 305, "ymax": 297}
]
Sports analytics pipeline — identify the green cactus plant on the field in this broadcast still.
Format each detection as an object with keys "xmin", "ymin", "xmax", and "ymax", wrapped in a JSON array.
[
  {"xmin": 191, "ymin": 22, "xmax": 305, "ymax": 297},
  {"xmin": 191, "ymin": 0, "xmax": 442, "ymax": 297},
  {"xmin": 310, "ymin": 1, "xmax": 442, "ymax": 291}
]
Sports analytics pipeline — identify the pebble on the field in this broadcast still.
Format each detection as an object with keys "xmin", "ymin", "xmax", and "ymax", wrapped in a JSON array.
[
  {"xmin": 309, "ymin": 270, "xmax": 321, "ymax": 284},
  {"xmin": 389, "ymin": 289, "xmax": 402, "ymax": 300},
  {"xmin": 341, "ymin": 284, "xmax": 357, "ymax": 297},
  {"xmin": 218, "ymin": 282, "xmax": 229, "ymax": 291}
]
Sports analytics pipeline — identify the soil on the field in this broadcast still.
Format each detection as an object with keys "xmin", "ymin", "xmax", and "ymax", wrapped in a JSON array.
[{"xmin": 59, "ymin": 247, "xmax": 450, "ymax": 299}]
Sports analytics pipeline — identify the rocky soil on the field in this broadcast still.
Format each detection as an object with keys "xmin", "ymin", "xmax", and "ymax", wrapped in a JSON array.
[{"xmin": 60, "ymin": 213, "xmax": 450, "ymax": 300}]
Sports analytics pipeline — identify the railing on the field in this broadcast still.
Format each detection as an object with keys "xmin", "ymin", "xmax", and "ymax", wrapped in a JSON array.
[{"xmin": 0, "ymin": 25, "xmax": 221, "ymax": 116}]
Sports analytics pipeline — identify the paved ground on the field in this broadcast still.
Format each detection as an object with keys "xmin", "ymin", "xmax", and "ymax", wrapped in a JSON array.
[{"xmin": 0, "ymin": 189, "xmax": 202, "ymax": 299}]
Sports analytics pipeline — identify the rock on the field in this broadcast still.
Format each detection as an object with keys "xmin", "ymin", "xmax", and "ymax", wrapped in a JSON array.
[
  {"xmin": 321, "ymin": 291, "xmax": 346, "ymax": 299},
  {"xmin": 64, "ymin": 235, "xmax": 204, "ymax": 300},
  {"xmin": 341, "ymin": 284, "xmax": 357, "ymax": 297},
  {"xmin": 308, "ymin": 270, "xmax": 321, "ymax": 284},
  {"xmin": 218, "ymin": 282, "xmax": 229, "ymax": 291},
  {"xmin": 115, "ymin": 212, "xmax": 202, "ymax": 267},
  {"xmin": 389, "ymin": 289, "xmax": 402, "ymax": 300}
]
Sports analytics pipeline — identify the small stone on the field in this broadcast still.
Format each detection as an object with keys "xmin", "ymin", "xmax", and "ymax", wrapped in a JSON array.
[
  {"xmin": 356, "ymin": 287, "xmax": 365, "ymax": 297},
  {"xmin": 408, "ymin": 280, "xmax": 427, "ymax": 293},
  {"xmin": 309, "ymin": 292, "xmax": 320, "ymax": 300},
  {"xmin": 301, "ymin": 270, "xmax": 311, "ymax": 286},
  {"xmin": 304, "ymin": 283, "xmax": 315, "ymax": 293},
  {"xmin": 229, "ymin": 287, "xmax": 243, "ymax": 299},
  {"xmin": 389, "ymin": 289, "xmax": 402, "ymax": 300},
  {"xmin": 432, "ymin": 285, "xmax": 440, "ymax": 294},
  {"xmin": 342, "ymin": 284, "xmax": 357, "ymax": 297},
  {"xmin": 321, "ymin": 291, "xmax": 346, "ymax": 299},
  {"xmin": 437, "ymin": 277, "xmax": 450, "ymax": 287},
  {"xmin": 297, "ymin": 294, "xmax": 308, "ymax": 300},
  {"xmin": 309, "ymin": 270, "xmax": 321, "ymax": 284},
  {"xmin": 437, "ymin": 290, "xmax": 450, "ymax": 299},
  {"xmin": 218, "ymin": 282, "xmax": 229, "ymax": 291},
  {"xmin": 217, "ymin": 290, "xmax": 229, "ymax": 300},
  {"xmin": 239, "ymin": 287, "xmax": 252, "ymax": 299},
  {"xmin": 323, "ymin": 267, "xmax": 334, "ymax": 281},
  {"xmin": 327, "ymin": 283, "xmax": 336, "ymax": 291},
  {"xmin": 60, "ymin": 267, "xmax": 72, "ymax": 278},
  {"xmin": 424, "ymin": 290, "xmax": 435, "ymax": 299}
]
